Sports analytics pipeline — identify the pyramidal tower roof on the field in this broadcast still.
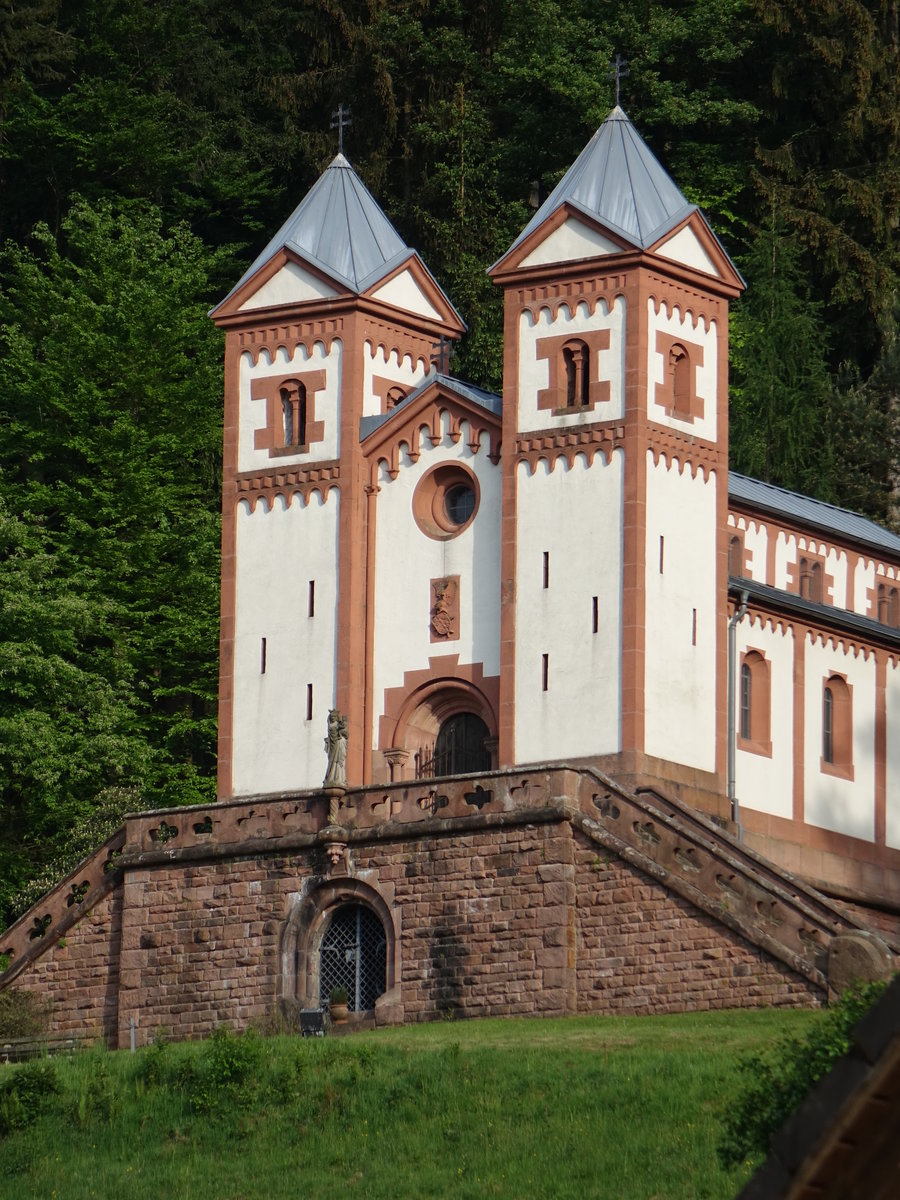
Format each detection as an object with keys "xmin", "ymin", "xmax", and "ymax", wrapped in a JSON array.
[
  {"xmin": 222, "ymin": 154, "xmax": 415, "ymax": 303},
  {"xmin": 503, "ymin": 106, "xmax": 697, "ymax": 260}
]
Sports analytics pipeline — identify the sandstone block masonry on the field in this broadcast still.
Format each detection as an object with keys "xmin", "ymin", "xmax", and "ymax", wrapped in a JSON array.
[{"xmin": 2, "ymin": 768, "xmax": 895, "ymax": 1046}]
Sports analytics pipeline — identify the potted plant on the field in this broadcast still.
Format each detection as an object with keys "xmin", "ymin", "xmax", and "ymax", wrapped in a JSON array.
[{"xmin": 329, "ymin": 986, "xmax": 349, "ymax": 1024}]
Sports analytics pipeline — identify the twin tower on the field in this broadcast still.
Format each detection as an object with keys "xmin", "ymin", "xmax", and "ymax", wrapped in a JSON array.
[{"xmin": 210, "ymin": 108, "xmax": 744, "ymax": 810}]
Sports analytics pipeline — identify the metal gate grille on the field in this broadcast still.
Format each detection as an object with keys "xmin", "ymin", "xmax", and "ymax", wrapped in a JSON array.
[
  {"xmin": 415, "ymin": 712, "xmax": 491, "ymax": 779},
  {"xmin": 319, "ymin": 904, "xmax": 387, "ymax": 1013}
]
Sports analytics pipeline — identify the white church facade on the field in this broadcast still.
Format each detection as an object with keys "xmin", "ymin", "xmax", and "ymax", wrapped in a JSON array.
[{"xmin": 210, "ymin": 107, "xmax": 900, "ymax": 918}]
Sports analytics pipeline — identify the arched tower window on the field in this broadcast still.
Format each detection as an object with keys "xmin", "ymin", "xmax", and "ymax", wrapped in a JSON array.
[
  {"xmin": 318, "ymin": 903, "xmax": 387, "ymax": 1014},
  {"xmin": 280, "ymin": 380, "xmax": 307, "ymax": 448},
  {"xmin": 562, "ymin": 340, "xmax": 590, "ymax": 407},
  {"xmin": 669, "ymin": 344, "xmax": 691, "ymax": 418},
  {"xmin": 729, "ymin": 535, "xmax": 745, "ymax": 578}
]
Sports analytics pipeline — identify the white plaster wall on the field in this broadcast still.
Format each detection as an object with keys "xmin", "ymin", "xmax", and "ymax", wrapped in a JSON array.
[
  {"xmin": 734, "ymin": 619, "xmax": 795, "ymax": 819},
  {"xmin": 804, "ymin": 638, "xmax": 876, "ymax": 842},
  {"xmin": 887, "ymin": 658, "xmax": 900, "ymax": 850},
  {"xmin": 231, "ymin": 490, "xmax": 339, "ymax": 794},
  {"xmin": 370, "ymin": 269, "xmax": 441, "ymax": 320},
  {"xmin": 742, "ymin": 520, "xmax": 768, "ymax": 584},
  {"xmin": 513, "ymin": 449, "xmax": 624, "ymax": 763},
  {"xmin": 774, "ymin": 531, "xmax": 794, "ymax": 592},
  {"xmin": 853, "ymin": 557, "xmax": 875, "ymax": 616},
  {"xmin": 371, "ymin": 419, "xmax": 501, "ymax": 742},
  {"xmin": 238, "ymin": 340, "xmax": 342, "ymax": 472},
  {"xmin": 363, "ymin": 342, "xmax": 428, "ymax": 418},
  {"xmin": 646, "ymin": 301, "xmax": 717, "ymax": 441},
  {"xmin": 238, "ymin": 261, "xmax": 338, "ymax": 311},
  {"xmin": 824, "ymin": 545, "xmax": 848, "ymax": 608},
  {"xmin": 519, "ymin": 217, "xmax": 621, "ymax": 268},
  {"xmin": 655, "ymin": 226, "xmax": 719, "ymax": 277},
  {"xmin": 517, "ymin": 297, "xmax": 625, "ymax": 432},
  {"xmin": 643, "ymin": 455, "xmax": 717, "ymax": 772}
]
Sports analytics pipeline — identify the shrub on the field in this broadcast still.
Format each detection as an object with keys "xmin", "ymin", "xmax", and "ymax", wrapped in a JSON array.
[
  {"xmin": 0, "ymin": 989, "xmax": 52, "ymax": 1039},
  {"xmin": 718, "ymin": 979, "xmax": 889, "ymax": 1169},
  {"xmin": 0, "ymin": 1059, "xmax": 60, "ymax": 1136}
]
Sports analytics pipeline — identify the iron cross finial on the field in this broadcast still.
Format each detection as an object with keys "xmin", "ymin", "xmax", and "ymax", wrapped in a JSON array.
[
  {"xmin": 331, "ymin": 102, "xmax": 353, "ymax": 154},
  {"xmin": 431, "ymin": 335, "xmax": 452, "ymax": 375},
  {"xmin": 607, "ymin": 54, "xmax": 630, "ymax": 107}
]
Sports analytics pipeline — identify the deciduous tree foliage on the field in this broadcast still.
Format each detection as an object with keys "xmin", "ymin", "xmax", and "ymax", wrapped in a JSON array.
[{"xmin": 0, "ymin": 199, "xmax": 224, "ymax": 923}]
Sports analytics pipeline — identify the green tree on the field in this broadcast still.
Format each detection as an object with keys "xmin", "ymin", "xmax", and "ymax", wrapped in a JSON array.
[
  {"xmin": 729, "ymin": 217, "xmax": 836, "ymax": 497},
  {"xmin": 0, "ymin": 198, "xmax": 225, "ymax": 921}
]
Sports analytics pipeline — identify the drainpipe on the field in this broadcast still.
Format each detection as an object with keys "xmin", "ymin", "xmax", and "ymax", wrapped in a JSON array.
[{"xmin": 727, "ymin": 589, "xmax": 749, "ymax": 839}]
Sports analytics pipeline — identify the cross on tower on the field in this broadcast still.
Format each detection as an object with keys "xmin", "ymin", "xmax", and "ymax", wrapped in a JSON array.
[
  {"xmin": 331, "ymin": 103, "xmax": 353, "ymax": 154},
  {"xmin": 431, "ymin": 335, "xmax": 452, "ymax": 375},
  {"xmin": 607, "ymin": 54, "xmax": 630, "ymax": 107}
]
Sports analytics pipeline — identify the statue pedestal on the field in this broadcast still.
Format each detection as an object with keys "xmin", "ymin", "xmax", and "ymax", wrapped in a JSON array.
[{"xmin": 321, "ymin": 785, "xmax": 347, "ymax": 826}]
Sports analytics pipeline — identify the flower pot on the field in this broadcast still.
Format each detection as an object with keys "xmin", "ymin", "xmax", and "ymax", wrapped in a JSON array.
[{"xmin": 330, "ymin": 1002, "xmax": 349, "ymax": 1024}]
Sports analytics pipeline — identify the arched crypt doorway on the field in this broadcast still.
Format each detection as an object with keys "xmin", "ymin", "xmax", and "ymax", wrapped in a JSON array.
[
  {"xmin": 279, "ymin": 878, "xmax": 401, "ymax": 1021},
  {"xmin": 318, "ymin": 903, "xmax": 387, "ymax": 1013}
]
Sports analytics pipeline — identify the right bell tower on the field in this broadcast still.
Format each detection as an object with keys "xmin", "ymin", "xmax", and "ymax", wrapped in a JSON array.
[{"xmin": 488, "ymin": 107, "xmax": 744, "ymax": 807}]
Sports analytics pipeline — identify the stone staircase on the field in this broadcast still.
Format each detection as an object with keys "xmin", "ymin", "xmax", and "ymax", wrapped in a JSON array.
[{"xmin": 1, "ymin": 766, "xmax": 894, "ymax": 1003}]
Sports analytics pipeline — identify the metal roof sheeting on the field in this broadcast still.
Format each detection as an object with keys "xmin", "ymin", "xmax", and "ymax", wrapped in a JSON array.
[
  {"xmin": 222, "ymin": 154, "xmax": 413, "ymax": 303},
  {"xmin": 729, "ymin": 473, "xmax": 900, "ymax": 559},
  {"xmin": 500, "ymin": 106, "xmax": 697, "ymax": 263}
]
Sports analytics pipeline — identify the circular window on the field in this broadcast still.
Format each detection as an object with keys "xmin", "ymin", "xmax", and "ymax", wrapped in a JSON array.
[
  {"xmin": 444, "ymin": 483, "xmax": 475, "ymax": 526},
  {"xmin": 412, "ymin": 463, "xmax": 480, "ymax": 540}
]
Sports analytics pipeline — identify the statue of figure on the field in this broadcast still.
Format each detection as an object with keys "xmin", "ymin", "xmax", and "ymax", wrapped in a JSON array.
[{"xmin": 324, "ymin": 708, "xmax": 348, "ymax": 787}]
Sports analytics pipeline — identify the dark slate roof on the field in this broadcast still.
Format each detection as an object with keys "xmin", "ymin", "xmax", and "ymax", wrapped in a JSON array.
[
  {"xmin": 729, "ymin": 473, "xmax": 900, "ymax": 560},
  {"xmin": 359, "ymin": 374, "xmax": 501, "ymax": 442},
  {"xmin": 729, "ymin": 577, "xmax": 900, "ymax": 649},
  {"xmin": 221, "ymin": 154, "xmax": 429, "ymax": 303},
  {"xmin": 500, "ymin": 107, "xmax": 697, "ymax": 262}
]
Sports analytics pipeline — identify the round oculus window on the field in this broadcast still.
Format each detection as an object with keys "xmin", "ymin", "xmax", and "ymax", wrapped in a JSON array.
[
  {"xmin": 412, "ymin": 464, "xmax": 481, "ymax": 540},
  {"xmin": 444, "ymin": 483, "xmax": 476, "ymax": 527}
]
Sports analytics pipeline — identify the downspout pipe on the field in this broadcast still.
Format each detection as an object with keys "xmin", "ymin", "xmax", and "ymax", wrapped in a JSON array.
[{"xmin": 727, "ymin": 588, "xmax": 750, "ymax": 839}]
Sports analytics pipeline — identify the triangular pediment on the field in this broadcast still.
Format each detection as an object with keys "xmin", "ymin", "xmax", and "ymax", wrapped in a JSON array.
[
  {"xmin": 237, "ymin": 260, "xmax": 340, "ymax": 311},
  {"xmin": 363, "ymin": 255, "xmax": 465, "ymax": 332},
  {"xmin": 648, "ymin": 212, "xmax": 744, "ymax": 291},
  {"xmin": 369, "ymin": 266, "xmax": 442, "ymax": 321},
  {"xmin": 654, "ymin": 224, "xmax": 719, "ymax": 277},
  {"xmin": 360, "ymin": 374, "xmax": 501, "ymax": 470},
  {"xmin": 518, "ymin": 215, "xmax": 623, "ymax": 269}
]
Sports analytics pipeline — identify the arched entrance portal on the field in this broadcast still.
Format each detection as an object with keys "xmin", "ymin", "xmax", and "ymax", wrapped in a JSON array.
[
  {"xmin": 318, "ymin": 904, "xmax": 387, "ymax": 1013},
  {"xmin": 416, "ymin": 711, "xmax": 491, "ymax": 778}
]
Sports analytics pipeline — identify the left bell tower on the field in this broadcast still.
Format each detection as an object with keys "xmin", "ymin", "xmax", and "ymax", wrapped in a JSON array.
[{"xmin": 211, "ymin": 154, "xmax": 464, "ymax": 797}]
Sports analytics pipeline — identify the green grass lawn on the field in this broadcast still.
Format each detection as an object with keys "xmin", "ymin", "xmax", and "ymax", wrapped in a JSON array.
[{"xmin": 0, "ymin": 1006, "xmax": 820, "ymax": 1200}]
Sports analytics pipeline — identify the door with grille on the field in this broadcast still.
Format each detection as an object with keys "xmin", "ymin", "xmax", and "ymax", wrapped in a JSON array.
[{"xmin": 319, "ymin": 904, "xmax": 387, "ymax": 1013}]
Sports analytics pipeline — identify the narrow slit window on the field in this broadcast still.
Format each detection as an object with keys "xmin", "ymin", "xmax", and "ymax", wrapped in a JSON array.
[
  {"xmin": 659, "ymin": 536, "xmax": 664, "ymax": 574},
  {"xmin": 692, "ymin": 608, "xmax": 697, "ymax": 646},
  {"xmin": 543, "ymin": 551, "xmax": 549, "ymax": 589},
  {"xmin": 308, "ymin": 579, "xmax": 315, "ymax": 618},
  {"xmin": 740, "ymin": 662, "xmax": 751, "ymax": 740},
  {"xmin": 823, "ymin": 686, "xmax": 834, "ymax": 764},
  {"xmin": 260, "ymin": 637, "xmax": 267, "ymax": 674},
  {"xmin": 306, "ymin": 683, "xmax": 313, "ymax": 721},
  {"xmin": 541, "ymin": 653, "xmax": 549, "ymax": 692},
  {"xmin": 592, "ymin": 596, "xmax": 599, "ymax": 634}
]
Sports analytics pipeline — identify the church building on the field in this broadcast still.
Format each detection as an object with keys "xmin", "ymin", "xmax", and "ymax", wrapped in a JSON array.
[
  {"xmin": 210, "ymin": 107, "xmax": 900, "ymax": 918},
  {"xmin": 3, "ymin": 109, "xmax": 898, "ymax": 1044}
]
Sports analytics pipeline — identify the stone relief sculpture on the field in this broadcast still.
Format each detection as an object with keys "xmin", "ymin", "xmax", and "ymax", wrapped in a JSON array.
[
  {"xmin": 324, "ymin": 708, "xmax": 348, "ymax": 787},
  {"xmin": 430, "ymin": 576, "xmax": 459, "ymax": 641}
]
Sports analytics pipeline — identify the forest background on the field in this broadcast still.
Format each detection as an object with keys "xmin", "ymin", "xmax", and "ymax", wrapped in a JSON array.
[{"xmin": 1, "ymin": 0, "xmax": 898, "ymax": 928}]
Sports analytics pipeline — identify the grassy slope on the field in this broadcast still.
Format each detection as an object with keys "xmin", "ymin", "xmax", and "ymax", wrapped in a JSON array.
[{"xmin": 0, "ymin": 1007, "xmax": 820, "ymax": 1200}]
